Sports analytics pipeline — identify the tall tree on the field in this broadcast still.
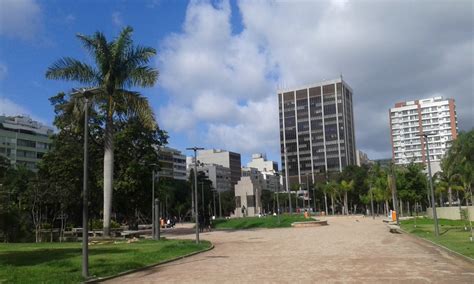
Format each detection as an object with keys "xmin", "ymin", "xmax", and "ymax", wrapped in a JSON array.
[
  {"xmin": 46, "ymin": 26, "xmax": 159, "ymax": 236},
  {"xmin": 339, "ymin": 180, "xmax": 354, "ymax": 215}
]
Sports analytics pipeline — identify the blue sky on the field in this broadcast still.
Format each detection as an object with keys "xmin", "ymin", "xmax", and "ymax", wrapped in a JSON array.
[{"xmin": 0, "ymin": 0, "xmax": 473, "ymax": 166}]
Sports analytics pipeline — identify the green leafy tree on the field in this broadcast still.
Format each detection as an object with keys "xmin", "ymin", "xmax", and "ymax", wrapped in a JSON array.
[{"xmin": 46, "ymin": 26, "xmax": 159, "ymax": 236}]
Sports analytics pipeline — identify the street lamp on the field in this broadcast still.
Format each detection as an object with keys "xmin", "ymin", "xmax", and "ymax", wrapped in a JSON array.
[
  {"xmin": 186, "ymin": 147, "xmax": 204, "ymax": 244},
  {"xmin": 72, "ymin": 87, "xmax": 100, "ymax": 279},
  {"xmin": 275, "ymin": 173, "xmax": 281, "ymax": 224},
  {"xmin": 419, "ymin": 132, "xmax": 439, "ymax": 237},
  {"xmin": 150, "ymin": 164, "xmax": 160, "ymax": 240}
]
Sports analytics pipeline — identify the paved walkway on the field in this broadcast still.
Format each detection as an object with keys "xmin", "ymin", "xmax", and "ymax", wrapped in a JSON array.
[{"xmin": 106, "ymin": 216, "xmax": 474, "ymax": 283}]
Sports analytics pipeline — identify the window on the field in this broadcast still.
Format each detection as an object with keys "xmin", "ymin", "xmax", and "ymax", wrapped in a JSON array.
[{"xmin": 17, "ymin": 139, "xmax": 36, "ymax": 148}]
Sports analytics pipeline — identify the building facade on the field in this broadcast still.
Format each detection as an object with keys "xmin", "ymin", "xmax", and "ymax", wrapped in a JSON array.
[
  {"xmin": 197, "ymin": 149, "xmax": 241, "ymax": 187},
  {"xmin": 278, "ymin": 77, "xmax": 356, "ymax": 189},
  {"xmin": 158, "ymin": 147, "xmax": 187, "ymax": 180},
  {"xmin": 197, "ymin": 163, "xmax": 232, "ymax": 193},
  {"xmin": 389, "ymin": 97, "xmax": 457, "ymax": 166},
  {"xmin": 233, "ymin": 176, "xmax": 263, "ymax": 218},
  {"xmin": 0, "ymin": 116, "xmax": 53, "ymax": 170},
  {"xmin": 356, "ymin": 150, "xmax": 370, "ymax": 166},
  {"xmin": 246, "ymin": 153, "xmax": 281, "ymax": 192}
]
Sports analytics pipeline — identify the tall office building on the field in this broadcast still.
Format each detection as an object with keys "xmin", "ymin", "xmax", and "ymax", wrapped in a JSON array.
[
  {"xmin": 197, "ymin": 149, "xmax": 241, "ymax": 188},
  {"xmin": 389, "ymin": 96, "xmax": 457, "ymax": 167},
  {"xmin": 278, "ymin": 77, "xmax": 356, "ymax": 189},
  {"xmin": 0, "ymin": 115, "xmax": 53, "ymax": 170}
]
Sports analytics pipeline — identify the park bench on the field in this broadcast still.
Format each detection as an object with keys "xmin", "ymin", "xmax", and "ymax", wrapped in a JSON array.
[{"xmin": 387, "ymin": 224, "xmax": 400, "ymax": 233}]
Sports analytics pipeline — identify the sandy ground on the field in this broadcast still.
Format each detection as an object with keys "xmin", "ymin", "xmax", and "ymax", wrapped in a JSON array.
[{"xmin": 105, "ymin": 216, "xmax": 474, "ymax": 283}]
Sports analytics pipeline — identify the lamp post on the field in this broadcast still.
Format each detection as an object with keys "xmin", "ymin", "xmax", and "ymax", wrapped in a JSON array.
[
  {"xmin": 186, "ymin": 147, "xmax": 204, "ymax": 244},
  {"xmin": 72, "ymin": 87, "xmax": 99, "ymax": 279},
  {"xmin": 275, "ymin": 173, "xmax": 281, "ymax": 224},
  {"xmin": 284, "ymin": 147, "xmax": 292, "ymax": 214},
  {"xmin": 82, "ymin": 94, "xmax": 90, "ymax": 279},
  {"xmin": 419, "ymin": 132, "xmax": 439, "ymax": 237},
  {"xmin": 150, "ymin": 165, "xmax": 160, "ymax": 240}
]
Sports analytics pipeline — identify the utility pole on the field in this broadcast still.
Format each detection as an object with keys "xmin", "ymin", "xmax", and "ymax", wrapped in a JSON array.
[{"xmin": 187, "ymin": 147, "xmax": 204, "ymax": 244}]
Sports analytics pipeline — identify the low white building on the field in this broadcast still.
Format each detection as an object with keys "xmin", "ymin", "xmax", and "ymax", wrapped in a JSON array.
[
  {"xmin": 187, "ymin": 160, "xmax": 232, "ymax": 193},
  {"xmin": 246, "ymin": 153, "xmax": 281, "ymax": 192}
]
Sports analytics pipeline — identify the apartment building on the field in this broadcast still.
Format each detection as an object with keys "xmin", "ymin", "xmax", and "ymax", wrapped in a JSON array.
[
  {"xmin": 0, "ymin": 115, "xmax": 53, "ymax": 170},
  {"xmin": 158, "ymin": 146, "xmax": 187, "ymax": 180},
  {"xmin": 389, "ymin": 97, "xmax": 457, "ymax": 166}
]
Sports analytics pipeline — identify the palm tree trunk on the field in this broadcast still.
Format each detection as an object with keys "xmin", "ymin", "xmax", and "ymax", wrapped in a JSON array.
[
  {"xmin": 331, "ymin": 194, "xmax": 335, "ymax": 215},
  {"xmin": 324, "ymin": 193, "xmax": 328, "ymax": 215},
  {"xmin": 448, "ymin": 186, "xmax": 452, "ymax": 207},
  {"xmin": 344, "ymin": 192, "xmax": 348, "ymax": 215},
  {"xmin": 103, "ymin": 117, "xmax": 114, "ymax": 237}
]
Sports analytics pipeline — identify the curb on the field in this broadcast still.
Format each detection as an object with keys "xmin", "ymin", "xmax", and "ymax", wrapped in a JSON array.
[
  {"xmin": 398, "ymin": 228, "xmax": 474, "ymax": 264},
  {"xmin": 84, "ymin": 242, "xmax": 214, "ymax": 283}
]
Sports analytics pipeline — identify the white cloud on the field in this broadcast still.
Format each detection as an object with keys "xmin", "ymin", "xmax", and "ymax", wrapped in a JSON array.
[
  {"xmin": 157, "ymin": 0, "xmax": 473, "ymax": 161},
  {"xmin": 112, "ymin": 11, "xmax": 123, "ymax": 27},
  {"xmin": 0, "ymin": 0, "xmax": 42, "ymax": 40}
]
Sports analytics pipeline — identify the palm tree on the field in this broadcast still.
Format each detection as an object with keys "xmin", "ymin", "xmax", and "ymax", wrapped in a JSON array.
[
  {"xmin": 340, "ymin": 180, "xmax": 354, "ymax": 215},
  {"xmin": 46, "ymin": 26, "xmax": 158, "ymax": 236},
  {"xmin": 323, "ymin": 181, "xmax": 339, "ymax": 215}
]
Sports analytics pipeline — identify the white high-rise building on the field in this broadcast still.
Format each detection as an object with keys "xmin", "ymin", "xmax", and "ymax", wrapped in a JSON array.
[{"xmin": 389, "ymin": 96, "xmax": 458, "ymax": 167}]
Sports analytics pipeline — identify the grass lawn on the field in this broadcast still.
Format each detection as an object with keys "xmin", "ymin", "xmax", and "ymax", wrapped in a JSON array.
[
  {"xmin": 400, "ymin": 218, "xmax": 474, "ymax": 259},
  {"xmin": 0, "ymin": 239, "xmax": 211, "ymax": 283},
  {"xmin": 213, "ymin": 214, "xmax": 314, "ymax": 230}
]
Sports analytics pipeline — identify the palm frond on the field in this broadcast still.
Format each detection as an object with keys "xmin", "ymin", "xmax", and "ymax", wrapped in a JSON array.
[
  {"xmin": 124, "ymin": 66, "xmax": 158, "ymax": 88},
  {"xmin": 46, "ymin": 57, "xmax": 100, "ymax": 84},
  {"xmin": 125, "ymin": 45, "xmax": 157, "ymax": 66},
  {"xmin": 111, "ymin": 26, "xmax": 133, "ymax": 63},
  {"xmin": 77, "ymin": 32, "xmax": 111, "ymax": 74},
  {"xmin": 116, "ymin": 90, "xmax": 156, "ymax": 129}
]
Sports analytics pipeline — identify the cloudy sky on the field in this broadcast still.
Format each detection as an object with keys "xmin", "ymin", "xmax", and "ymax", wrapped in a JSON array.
[{"xmin": 0, "ymin": 0, "xmax": 472, "ymax": 165}]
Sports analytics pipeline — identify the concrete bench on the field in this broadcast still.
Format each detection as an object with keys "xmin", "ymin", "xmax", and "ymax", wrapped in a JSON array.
[
  {"xmin": 387, "ymin": 224, "xmax": 400, "ymax": 233},
  {"xmin": 291, "ymin": 220, "xmax": 328, "ymax": 227}
]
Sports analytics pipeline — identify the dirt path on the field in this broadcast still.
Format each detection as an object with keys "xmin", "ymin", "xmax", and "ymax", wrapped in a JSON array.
[{"xmin": 106, "ymin": 216, "xmax": 474, "ymax": 283}]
